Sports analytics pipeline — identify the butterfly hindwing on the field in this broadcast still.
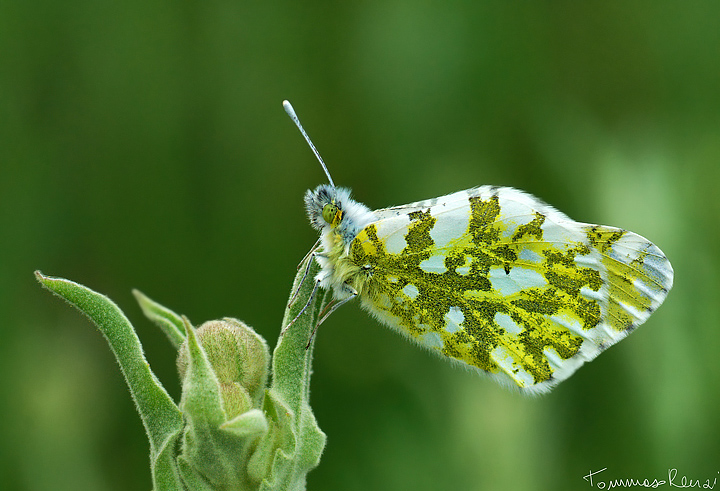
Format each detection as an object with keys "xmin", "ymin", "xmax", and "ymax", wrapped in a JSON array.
[{"xmin": 348, "ymin": 186, "xmax": 673, "ymax": 393}]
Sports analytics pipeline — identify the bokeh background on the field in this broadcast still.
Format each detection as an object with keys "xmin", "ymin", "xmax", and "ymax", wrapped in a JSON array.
[{"xmin": 2, "ymin": 2, "xmax": 719, "ymax": 490}]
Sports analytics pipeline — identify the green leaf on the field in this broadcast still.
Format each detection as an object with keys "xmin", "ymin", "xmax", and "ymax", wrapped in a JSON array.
[
  {"xmin": 221, "ymin": 408, "xmax": 269, "ymax": 437},
  {"xmin": 180, "ymin": 317, "xmax": 227, "ymax": 426},
  {"xmin": 133, "ymin": 289, "xmax": 187, "ymax": 349},
  {"xmin": 35, "ymin": 272, "xmax": 185, "ymax": 491},
  {"xmin": 250, "ymin": 257, "xmax": 328, "ymax": 490}
]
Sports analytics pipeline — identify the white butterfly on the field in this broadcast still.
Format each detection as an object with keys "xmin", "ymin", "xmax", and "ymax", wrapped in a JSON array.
[{"xmin": 283, "ymin": 101, "xmax": 674, "ymax": 394}]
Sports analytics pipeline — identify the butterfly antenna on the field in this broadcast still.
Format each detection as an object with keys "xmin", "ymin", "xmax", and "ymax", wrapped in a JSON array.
[{"xmin": 283, "ymin": 100, "xmax": 335, "ymax": 188}]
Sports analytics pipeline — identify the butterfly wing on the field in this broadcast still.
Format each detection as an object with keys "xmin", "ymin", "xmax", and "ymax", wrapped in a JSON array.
[
  {"xmin": 369, "ymin": 189, "xmax": 475, "ymax": 221},
  {"xmin": 349, "ymin": 186, "xmax": 673, "ymax": 394}
]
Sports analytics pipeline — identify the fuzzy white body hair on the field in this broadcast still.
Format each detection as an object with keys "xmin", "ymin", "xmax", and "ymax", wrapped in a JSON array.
[{"xmin": 304, "ymin": 184, "xmax": 375, "ymax": 299}]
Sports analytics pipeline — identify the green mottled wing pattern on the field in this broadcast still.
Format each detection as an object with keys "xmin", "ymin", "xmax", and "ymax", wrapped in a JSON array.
[{"xmin": 348, "ymin": 186, "xmax": 673, "ymax": 394}]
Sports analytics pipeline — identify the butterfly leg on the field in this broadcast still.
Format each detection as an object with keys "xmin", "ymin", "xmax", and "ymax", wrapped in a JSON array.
[
  {"xmin": 288, "ymin": 255, "xmax": 316, "ymax": 307},
  {"xmin": 296, "ymin": 239, "xmax": 321, "ymax": 270},
  {"xmin": 281, "ymin": 276, "xmax": 323, "ymax": 336},
  {"xmin": 305, "ymin": 287, "xmax": 358, "ymax": 349},
  {"xmin": 288, "ymin": 245, "xmax": 326, "ymax": 307}
]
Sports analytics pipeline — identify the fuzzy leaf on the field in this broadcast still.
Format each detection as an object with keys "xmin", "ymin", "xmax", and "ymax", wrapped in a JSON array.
[
  {"xmin": 35, "ymin": 272, "xmax": 185, "ymax": 491},
  {"xmin": 221, "ymin": 408, "xmax": 269, "ymax": 437},
  {"xmin": 133, "ymin": 289, "xmax": 187, "ymax": 349},
  {"xmin": 250, "ymin": 257, "xmax": 328, "ymax": 490}
]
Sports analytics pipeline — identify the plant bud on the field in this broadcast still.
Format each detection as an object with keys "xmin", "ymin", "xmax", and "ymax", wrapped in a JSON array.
[{"xmin": 178, "ymin": 318, "xmax": 269, "ymax": 419}]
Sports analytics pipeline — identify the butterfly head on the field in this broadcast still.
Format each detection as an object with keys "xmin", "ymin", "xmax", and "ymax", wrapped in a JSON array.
[
  {"xmin": 305, "ymin": 184, "xmax": 345, "ymax": 231},
  {"xmin": 305, "ymin": 184, "xmax": 374, "ymax": 243}
]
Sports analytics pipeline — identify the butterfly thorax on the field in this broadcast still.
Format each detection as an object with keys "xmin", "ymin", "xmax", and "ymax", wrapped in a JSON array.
[{"xmin": 304, "ymin": 185, "xmax": 376, "ymax": 299}]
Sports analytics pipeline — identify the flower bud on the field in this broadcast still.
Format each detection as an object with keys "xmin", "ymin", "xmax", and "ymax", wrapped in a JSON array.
[{"xmin": 178, "ymin": 318, "xmax": 269, "ymax": 419}]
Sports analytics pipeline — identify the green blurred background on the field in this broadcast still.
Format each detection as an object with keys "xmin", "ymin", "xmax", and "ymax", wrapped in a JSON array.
[{"xmin": 2, "ymin": 1, "xmax": 719, "ymax": 490}]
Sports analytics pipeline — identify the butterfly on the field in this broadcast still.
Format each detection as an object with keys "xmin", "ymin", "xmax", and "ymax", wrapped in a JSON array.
[{"xmin": 282, "ymin": 100, "xmax": 674, "ymax": 394}]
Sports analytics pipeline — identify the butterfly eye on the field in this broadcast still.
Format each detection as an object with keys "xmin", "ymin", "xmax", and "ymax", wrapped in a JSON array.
[{"xmin": 322, "ymin": 203, "xmax": 342, "ymax": 226}]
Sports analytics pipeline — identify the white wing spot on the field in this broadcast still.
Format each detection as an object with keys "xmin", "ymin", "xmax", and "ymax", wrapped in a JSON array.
[
  {"xmin": 574, "ymin": 252, "xmax": 602, "ymax": 269},
  {"xmin": 489, "ymin": 266, "xmax": 547, "ymax": 296},
  {"xmin": 580, "ymin": 285, "xmax": 604, "ymax": 302},
  {"xmin": 419, "ymin": 255, "xmax": 447, "ymax": 273},
  {"xmin": 494, "ymin": 312, "xmax": 522, "ymax": 335},
  {"xmin": 454, "ymin": 256, "xmax": 472, "ymax": 275},
  {"xmin": 402, "ymin": 283, "xmax": 420, "ymax": 300},
  {"xmin": 375, "ymin": 217, "xmax": 409, "ymax": 254},
  {"xmin": 444, "ymin": 306, "xmax": 464, "ymax": 333},
  {"xmin": 540, "ymin": 220, "xmax": 575, "ymax": 244},
  {"xmin": 428, "ymin": 208, "xmax": 469, "ymax": 249},
  {"xmin": 495, "ymin": 199, "xmax": 536, "ymax": 238},
  {"xmin": 518, "ymin": 248, "xmax": 543, "ymax": 264}
]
